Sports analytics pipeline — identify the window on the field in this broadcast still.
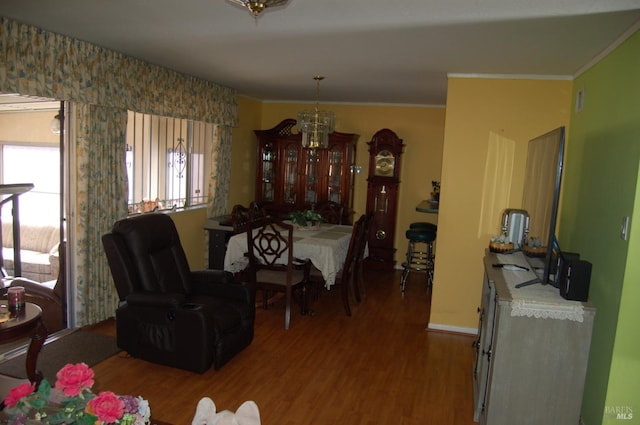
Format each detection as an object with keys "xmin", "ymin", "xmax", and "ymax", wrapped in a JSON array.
[
  {"xmin": 1, "ymin": 144, "xmax": 60, "ymax": 225},
  {"xmin": 126, "ymin": 112, "xmax": 213, "ymax": 214}
]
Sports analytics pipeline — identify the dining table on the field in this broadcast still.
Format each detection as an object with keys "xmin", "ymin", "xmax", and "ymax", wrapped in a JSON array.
[{"xmin": 224, "ymin": 222, "xmax": 355, "ymax": 289}]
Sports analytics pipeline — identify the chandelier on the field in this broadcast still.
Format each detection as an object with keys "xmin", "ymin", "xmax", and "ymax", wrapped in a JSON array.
[
  {"xmin": 297, "ymin": 76, "xmax": 335, "ymax": 149},
  {"xmin": 226, "ymin": 0, "xmax": 289, "ymax": 18}
]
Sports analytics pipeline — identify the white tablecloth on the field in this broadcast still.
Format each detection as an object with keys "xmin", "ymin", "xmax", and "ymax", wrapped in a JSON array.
[{"xmin": 224, "ymin": 223, "xmax": 354, "ymax": 288}]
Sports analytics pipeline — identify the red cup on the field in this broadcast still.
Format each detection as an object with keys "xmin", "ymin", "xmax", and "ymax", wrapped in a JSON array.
[{"xmin": 8, "ymin": 286, "xmax": 25, "ymax": 316}]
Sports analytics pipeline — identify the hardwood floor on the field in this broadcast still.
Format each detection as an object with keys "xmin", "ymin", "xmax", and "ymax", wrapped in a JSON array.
[{"xmin": 88, "ymin": 269, "xmax": 477, "ymax": 425}]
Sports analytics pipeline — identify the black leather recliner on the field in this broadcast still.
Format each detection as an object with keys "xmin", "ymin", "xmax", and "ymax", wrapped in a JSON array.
[{"xmin": 102, "ymin": 213, "xmax": 255, "ymax": 373}]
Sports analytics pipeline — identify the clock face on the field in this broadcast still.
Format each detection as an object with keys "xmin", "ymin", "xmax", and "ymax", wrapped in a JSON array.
[{"xmin": 374, "ymin": 150, "xmax": 395, "ymax": 176}]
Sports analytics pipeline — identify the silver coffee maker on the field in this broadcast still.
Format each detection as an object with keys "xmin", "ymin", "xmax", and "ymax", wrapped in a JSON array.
[{"xmin": 501, "ymin": 208, "xmax": 529, "ymax": 248}]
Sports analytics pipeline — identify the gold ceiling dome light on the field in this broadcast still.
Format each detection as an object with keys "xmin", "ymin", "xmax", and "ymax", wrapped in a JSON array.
[
  {"xmin": 297, "ymin": 76, "xmax": 335, "ymax": 150},
  {"xmin": 227, "ymin": 0, "xmax": 289, "ymax": 18}
]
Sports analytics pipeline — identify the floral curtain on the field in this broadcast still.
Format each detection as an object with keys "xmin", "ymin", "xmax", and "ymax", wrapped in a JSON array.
[
  {"xmin": 0, "ymin": 17, "xmax": 237, "ymax": 325},
  {"xmin": 72, "ymin": 103, "xmax": 128, "ymax": 325},
  {"xmin": 207, "ymin": 125, "xmax": 233, "ymax": 218},
  {"xmin": 0, "ymin": 17, "xmax": 238, "ymax": 125}
]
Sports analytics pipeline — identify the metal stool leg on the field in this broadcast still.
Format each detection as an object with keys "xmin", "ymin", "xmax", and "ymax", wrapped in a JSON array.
[
  {"xmin": 400, "ymin": 239, "xmax": 414, "ymax": 294},
  {"xmin": 401, "ymin": 228, "xmax": 436, "ymax": 295}
]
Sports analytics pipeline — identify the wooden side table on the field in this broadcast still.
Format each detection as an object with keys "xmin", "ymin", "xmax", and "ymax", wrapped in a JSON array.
[{"xmin": 0, "ymin": 302, "xmax": 48, "ymax": 385}]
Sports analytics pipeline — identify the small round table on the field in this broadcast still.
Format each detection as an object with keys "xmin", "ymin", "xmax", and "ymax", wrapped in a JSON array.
[{"xmin": 0, "ymin": 302, "xmax": 48, "ymax": 385}]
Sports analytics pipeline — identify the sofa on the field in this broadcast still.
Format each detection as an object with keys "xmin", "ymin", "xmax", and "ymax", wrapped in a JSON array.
[
  {"xmin": 1, "ymin": 222, "xmax": 60, "ymax": 282},
  {"xmin": 9, "ymin": 244, "xmax": 66, "ymax": 334}
]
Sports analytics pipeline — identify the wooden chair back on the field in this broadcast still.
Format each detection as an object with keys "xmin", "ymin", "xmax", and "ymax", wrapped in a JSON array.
[
  {"xmin": 338, "ymin": 214, "xmax": 367, "ymax": 315},
  {"xmin": 246, "ymin": 218, "xmax": 309, "ymax": 329},
  {"xmin": 249, "ymin": 201, "xmax": 268, "ymax": 220},
  {"xmin": 315, "ymin": 201, "xmax": 344, "ymax": 225},
  {"xmin": 352, "ymin": 213, "xmax": 371, "ymax": 299},
  {"xmin": 247, "ymin": 219, "xmax": 293, "ymax": 271},
  {"xmin": 231, "ymin": 204, "xmax": 251, "ymax": 234}
]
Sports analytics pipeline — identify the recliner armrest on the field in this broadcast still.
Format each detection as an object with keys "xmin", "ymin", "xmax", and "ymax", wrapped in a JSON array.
[
  {"xmin": 191, "ymin": 269, "xmax": 251, "ymax": 302},
  {"xmin": 10, "ymin": 277, "xmax": 59, "ymax": 301},
  {"xmin": 191, "ymin": 269, "xmax": 234, "ymax": 285},
  {"xmin": 126, "ymin": 292, "xmax": 186, "ymax": 308},
  {"xmin": 191, "ymin": 276, "xmax": 254, "ymax": 306}
]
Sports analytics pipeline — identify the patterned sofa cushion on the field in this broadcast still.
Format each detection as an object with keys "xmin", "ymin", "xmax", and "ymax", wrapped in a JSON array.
[{"xmin": 1, "ymin": 222, "xmax": 60, "ymax": 282}]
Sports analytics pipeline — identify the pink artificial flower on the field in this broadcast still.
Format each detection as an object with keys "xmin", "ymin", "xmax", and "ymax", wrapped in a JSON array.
[
  {"xmin": 3, "ymin": 382, "xmax": 35, "ymax": 407},
  {"xmin": 54, "ymin": 363, "xmax": 95, "ymax": 397},
  {"xmin": 86, "ymin": 391, "xmax": 125, "ymax": 423}
]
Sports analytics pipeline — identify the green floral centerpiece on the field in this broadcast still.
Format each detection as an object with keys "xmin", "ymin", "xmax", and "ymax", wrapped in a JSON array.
[
  {"xmin": 289, "ymin": 210, "xmax": 323, "ymax": 230},
  {"xmin": 3, "ymin": 363, "xmax": 151, "ymax": 425}
]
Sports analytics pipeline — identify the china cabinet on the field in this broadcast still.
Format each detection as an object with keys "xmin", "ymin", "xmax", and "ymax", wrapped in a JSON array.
[{"xmin": 254, "ymin": 119, "xmax": 358, "ymax": 223}]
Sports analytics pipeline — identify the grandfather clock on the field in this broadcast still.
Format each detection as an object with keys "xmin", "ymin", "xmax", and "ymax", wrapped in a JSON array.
[{"xmin": 365, "ymin": 129, "xmax": 404, "ymax": 270}]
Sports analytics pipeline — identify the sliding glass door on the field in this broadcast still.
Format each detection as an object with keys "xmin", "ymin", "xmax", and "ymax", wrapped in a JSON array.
[{"xmin": 0, "ymin": 95, "xmax": 68, "ymax": 337}]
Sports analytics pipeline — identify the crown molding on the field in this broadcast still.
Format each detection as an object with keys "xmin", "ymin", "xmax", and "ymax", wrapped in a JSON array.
[
  {"xmin": 447, "ymin": 73, "xmax": 572, "ymax": 81},
  {"xmin": 574, "ymin": 18, "xmax": 640, "ymax": 78}
]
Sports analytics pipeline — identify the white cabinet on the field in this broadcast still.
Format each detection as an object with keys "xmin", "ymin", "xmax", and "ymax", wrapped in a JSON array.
[{"xmin": 473, "ymin": 252, "xmax": 596, "ymax": 425}]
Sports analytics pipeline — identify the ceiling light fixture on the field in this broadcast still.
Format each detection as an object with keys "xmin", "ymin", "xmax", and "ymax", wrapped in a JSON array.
[
  {"xmin": 226, "ymin": 0, "xmax": 289, "ymax": 18},
  {"xmin": 297, "ymin": 76, "xmax": 335, "ymax": 150},
  {"xmin": 50, "ymin": 113, "xmax": 61, "ymax": 135}
]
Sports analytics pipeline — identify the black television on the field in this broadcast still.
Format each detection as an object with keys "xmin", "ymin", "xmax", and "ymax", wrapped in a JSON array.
[{"xmin": 516, "ymin": 126, "xmax": 565, "ymax": 288}]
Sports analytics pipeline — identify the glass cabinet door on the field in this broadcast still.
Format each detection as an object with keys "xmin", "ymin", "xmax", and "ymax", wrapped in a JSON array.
[
  {"xmin": 303, "ymin": 148, "xmax": 320, "ymax": 204},
  {"xmin": 327, "ymin": 148, "xmax": 344, "ymax": 203},
  {"xmin": 282, "ymin": 143, "xmax": 299, "ymax": 205},
  {"xmin": 254, "ymin": 119, "xmax": 357, "ymax": 219},
  {"xmin": 260, "ymin": 142, "xmax": 275, "ymax": 202}
]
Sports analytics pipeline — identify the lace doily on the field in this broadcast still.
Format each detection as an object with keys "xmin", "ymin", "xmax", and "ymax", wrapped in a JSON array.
[
  {"xmin": 510, "ymin": 298, "xmax": 584, "ymax": 322},
  {"xmin": 495, "ymin": 253, "xmax": 585, "ymax": 322}
]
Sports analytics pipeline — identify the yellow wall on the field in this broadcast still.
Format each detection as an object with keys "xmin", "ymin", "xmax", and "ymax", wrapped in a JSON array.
[
  {"xmin": 169, "ymin": 207, "xmax": 208, "ymax": 269},
  {"xmin": 228, "ymin": 96, "xmax": 262, "ymax": 209},
  {"xmin": 154, "ymin": 98, "xmax": 446, "ymax": 276},
  {"xmin": 257, "ymin": 102, "xmax": 446, "ymax": 260},
  {"xmin": 2, "ymin": 87, "xmax": 572, "ymax": 333},
  {"xmin": 430, "ymin": 77, "xmax": 572, "ymax": 330}
]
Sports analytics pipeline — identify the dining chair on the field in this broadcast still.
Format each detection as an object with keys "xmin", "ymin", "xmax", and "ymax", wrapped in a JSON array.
[
  {"xmin": 249, "ymin": 201, "xmax": 268, "ymax": 220},
  {"xmin": 231, "ymin": 204, "xmax": 251, "ymax": 234},
  {"xmin": 352, "ymin": 212, "xmax": 372, "ymax": 302},
  {"xmin": 245, "ymin": 218, "xmax": 311, "ymax": 330},
  {"xmin": 310, "ymin": 214, "xmax": 366, "ymax": 316},
  {"xmin": 315, "ymin": 200, "xmax": 344, "ymax": 225}
]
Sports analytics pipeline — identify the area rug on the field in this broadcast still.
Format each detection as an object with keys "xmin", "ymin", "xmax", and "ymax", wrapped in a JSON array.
[{"xmin": 0, "ymin": 330, "xmax": 120, "ymax": 381}]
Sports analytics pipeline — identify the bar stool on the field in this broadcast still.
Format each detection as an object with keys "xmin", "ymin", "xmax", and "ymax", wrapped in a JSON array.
[
  {"xmin": 409, "ymin": 221, "xmax": 437, "ymax": 231},
  {"xmin": 400, "ymin": 225, "xmax": 436, "ymax": 295}
]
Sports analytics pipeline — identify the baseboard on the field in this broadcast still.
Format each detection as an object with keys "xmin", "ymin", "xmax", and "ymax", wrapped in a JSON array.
[
  {"xmin": 394, "ymin": 263, "xmax": 477, "ymax": 336},
  {"xmin": 427, "ymin": 322, "xmax": 478, "ymax": 335}
]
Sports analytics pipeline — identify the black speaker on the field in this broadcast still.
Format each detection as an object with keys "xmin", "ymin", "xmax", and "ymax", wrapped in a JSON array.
[
  {"xmin": 558, "ymin": 259, "xmax": 592, "ymax": 302},
  {"xmin": 553, "ymin": 251, "xmax": 580, "ymax": 279}
]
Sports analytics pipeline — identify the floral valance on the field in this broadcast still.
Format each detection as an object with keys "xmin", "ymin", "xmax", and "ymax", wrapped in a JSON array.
[{"xmin": 0, "ymin": 16, "xmax": 237, "ymax": 126}]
